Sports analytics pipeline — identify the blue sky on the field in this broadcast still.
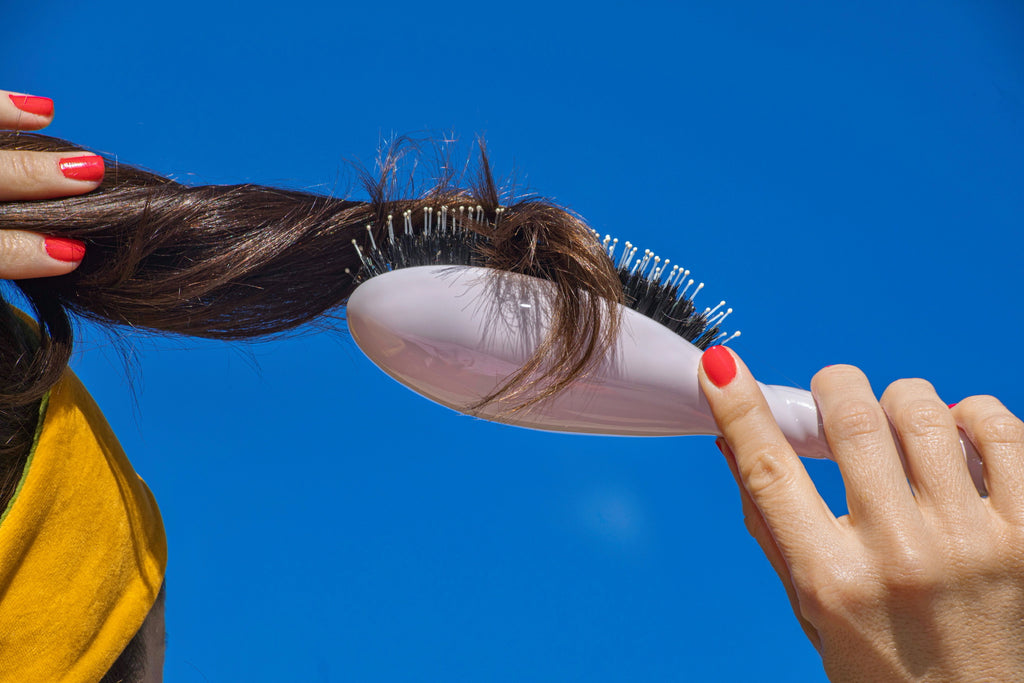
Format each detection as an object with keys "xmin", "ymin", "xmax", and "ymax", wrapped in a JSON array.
[{"xmin": 3, "ymin": 1, "xmax": 1023, "ymax": 680}]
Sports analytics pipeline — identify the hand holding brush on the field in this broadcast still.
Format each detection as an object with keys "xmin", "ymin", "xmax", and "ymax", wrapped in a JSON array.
[{"xmin": 701, "ymin": 347, "xmax": 1024, "ymax": 681}]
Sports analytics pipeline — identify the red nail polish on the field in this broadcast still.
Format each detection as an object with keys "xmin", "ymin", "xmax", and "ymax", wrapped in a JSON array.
[
  {"xmin": 715, "ymin": 438, "xmax": 726, "ymax": 456},
  {"xmin": 702, "ymin": 345, "xmax": 737, "ymax": 388},
  {"xmin": 44, "ymin": 237, "xmax": 86, "ymax": 262},
  {"xmin": 59, "ymin": 155, "xmax": 104, "ymax": 182},
  {"xmin": 948, "ymin": 403, "xmax": 958, "ymax": 409},
  {"xmin": 8, "ymin": 94, "xmax": 54, "ymax": 117}
]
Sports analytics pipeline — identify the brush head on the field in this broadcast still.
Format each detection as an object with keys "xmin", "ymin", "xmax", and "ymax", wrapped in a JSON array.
[
  {"xmin": 350, "ymin": 205, "xmax": 739, "ymax": 349},
  {"xmin": 347, "ymin": 264, "xmax": 723, "ymax": 436}
]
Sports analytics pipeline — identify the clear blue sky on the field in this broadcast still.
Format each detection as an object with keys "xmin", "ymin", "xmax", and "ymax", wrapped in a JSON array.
[{"xmin": 3, "ymin": 1, "xmax": 1023, "ymax": 680}]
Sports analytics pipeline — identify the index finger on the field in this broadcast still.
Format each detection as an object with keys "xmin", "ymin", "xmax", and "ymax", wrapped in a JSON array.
[
  {"xmin": 698, "ymin": 346, "xmax": 837, "ymax": 555},
  {"xmin": 1, "ymin": 90, "xmax": 54, "ymax": 130}
]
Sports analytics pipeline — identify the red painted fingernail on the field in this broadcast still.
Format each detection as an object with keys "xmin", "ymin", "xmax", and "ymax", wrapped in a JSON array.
[
  {"xmin": 8, "ymin": 94, "xmax": 54, "ymax": 117},
  {"xmin": 59, "ymin": 155, "xmax": 104, "ymax": 182},
  {"xmin": 44, "ymin": 237, "xmax": 86, "ymax": 262},
  {"xmin": 948, "ymin": 403, "xmax": 958, "ymax": 409},
  {"xmin": 702, "ymin": 345, "xmax": 737, "ymax": 388},
  {"xmin": 715, "ymin": 438, "xmax": 726, "ymax": 456}
]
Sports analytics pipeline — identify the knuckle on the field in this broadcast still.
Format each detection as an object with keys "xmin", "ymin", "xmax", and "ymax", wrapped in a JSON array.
[
  {"xmin": 737, "ymin": 445, "xmax": 793, "ymax": 499},
  {"xmin": 883, "ymin": 377, "xmax": 935, "ymax": 401},
  {"xmin": 0, "ymin": 229, "xmax": 29, "ymax": 259},
  {"xmin": 875, "ymin": 539, "xmax": 949, "ymax": 596},
  {"xmin": 957, "ymin": 395, "xmax": 1004, "ymax": 419},
  {"xmin": 0, "ymin": 152, "xmax": 48, "ymax": 185},
  {"xmin": 883, "ymin": 550, "xmax": 931, "ymax": 588},
  {"xmin": 810, "ymin": 367, "xmax": 836, "ymax": 389},
  {"xmin": 895, "ymin": 399, "xmax": 951, "ymax": 439},
  {"xmin": 811, "ymin": 365, "xmax": 856, "ymax": 395},
  {"xmin": 0, "ymin": 229, "xmax": 40, "ymax": 274},
  {"xmin": 714, "ymin": 394, "xmax": 762, "ymax": 430},
  {"xmin": 974, "ymin": 413, "xmax": 1024, "ymax": 447},
  {"xmin": 813, "ymin": 364, "xmax": 860, "ymax": 382},
  {"xmin": 830, "ymin": 399, "xmax": 885, "ymax": 440}
]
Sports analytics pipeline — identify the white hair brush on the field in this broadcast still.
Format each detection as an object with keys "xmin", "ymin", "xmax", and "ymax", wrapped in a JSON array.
[{"xmin": 346, "ymin": 206, "xmax": 985, "ymax": 493}]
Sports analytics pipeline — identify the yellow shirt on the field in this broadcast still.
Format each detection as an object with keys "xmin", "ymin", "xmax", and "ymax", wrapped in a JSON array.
[{"xmin": 0, "ymin": 370, "xmax": 167, "ymax": 682}]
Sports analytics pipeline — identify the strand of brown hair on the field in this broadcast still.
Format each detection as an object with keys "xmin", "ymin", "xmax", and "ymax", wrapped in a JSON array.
[{"xmin": 0, "ymin": 132, "xmax": 624, "ymax": 510}]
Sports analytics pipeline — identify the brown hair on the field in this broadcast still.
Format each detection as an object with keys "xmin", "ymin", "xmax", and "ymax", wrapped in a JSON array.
[
  {"xmin": 0, "ymin": 132, "xmax": 624, "ymax": 511},
  {"xmin": 0, "ymin": 133, "xmax": 631, "ymax": 682}
]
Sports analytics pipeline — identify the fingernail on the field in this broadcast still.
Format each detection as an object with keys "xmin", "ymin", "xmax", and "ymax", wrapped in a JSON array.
[
  {"xmin": 45, "ymin": 237, "xmax": 86, "ymax": 262},
  {"xmin": 948, "ymin": 403, "xmax": 958, "ymax": 409},
  {"xmin": 702, "ymin": 345, "xmax": 737, "ymax": 388},
  {"xmin": 59, "ymin": 155, "xmax": 104, "ymax": 182},
  {"xmin": 715, "ymin": 438, "xmax": 727, "ymax": 456},
  {"xmin": 9, "ymin": 94, "xmax": 54, "ymax": 117}
]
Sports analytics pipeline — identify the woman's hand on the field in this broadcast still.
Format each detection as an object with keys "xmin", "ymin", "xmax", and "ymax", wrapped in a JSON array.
[
  {"xmin": 1, "ymin": 89, "xmax": 94, "ymax": 278},
  {"xmin": 698, "ymin": 346, "xmax": 1024, "ymax": 681}
]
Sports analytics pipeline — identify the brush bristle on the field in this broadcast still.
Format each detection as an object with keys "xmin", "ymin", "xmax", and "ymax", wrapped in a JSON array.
[
  {"xmin": 602, "ymin": 234, "xmax": 740, "ymax": 349},
  {"xmin": 352, "ymin": 206, "xmax": 485, "ymax": 279},
  {"xmin": 352, "ymin": 206, "xmax": 739, "ymax": 349}
]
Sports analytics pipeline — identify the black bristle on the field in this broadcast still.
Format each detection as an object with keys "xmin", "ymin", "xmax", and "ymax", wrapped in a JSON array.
[
  {"xmin": 616, "ymin": 266, "xmax": 723, "ymax": 349},
  {"xmin": 354, "ymin": 212, "xmax": 736, "ymax": 350}
]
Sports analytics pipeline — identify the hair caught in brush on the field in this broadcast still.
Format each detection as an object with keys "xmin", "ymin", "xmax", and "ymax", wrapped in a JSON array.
[{"xmin": 0, "ymin": 132, "xmax": 623, "ymax": 459}]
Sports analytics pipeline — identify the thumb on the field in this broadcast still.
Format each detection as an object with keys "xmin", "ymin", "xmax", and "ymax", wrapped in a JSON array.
[{"xmin": 717, "ymin": 437, "xmax": 822, "ymax": 650}]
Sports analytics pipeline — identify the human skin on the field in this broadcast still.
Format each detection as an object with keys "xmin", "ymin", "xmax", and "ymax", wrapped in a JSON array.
[
  {"xmin": 698, "ymin": 346, "xmax": 1024, "ymax": 681},
  {"xmin": 0, "ymin": 88, "xmax": 91, "ymax": 277}
]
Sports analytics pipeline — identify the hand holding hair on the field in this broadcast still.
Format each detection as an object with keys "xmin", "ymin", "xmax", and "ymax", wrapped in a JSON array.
[
  {"xmin": 698, "ymin": 346, "xmax": 1024, "ymax": 681},
  {"xmin": 0, "ymin": 89, "xmax": 90, "ymax": 278}
]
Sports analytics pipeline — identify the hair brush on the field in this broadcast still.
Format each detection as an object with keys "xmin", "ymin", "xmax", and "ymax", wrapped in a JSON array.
[
  {"xmin": 346, "ymin": 206, "xmax": 987, "ymax": 494},
  {"xmin": 0, "ymin": 132, "xmax": 984, "ymax": 493}
]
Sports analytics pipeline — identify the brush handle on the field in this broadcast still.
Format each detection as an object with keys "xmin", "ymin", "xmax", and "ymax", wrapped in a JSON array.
[{"xmin": 348, "ymin": 266, "xmax": 986, "ymax": 494}]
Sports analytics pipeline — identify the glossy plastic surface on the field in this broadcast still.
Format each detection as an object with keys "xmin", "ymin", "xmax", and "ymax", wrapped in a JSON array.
[{"xmin": 348, "ymin": 266, "xmax": 985, "ymax": 492}]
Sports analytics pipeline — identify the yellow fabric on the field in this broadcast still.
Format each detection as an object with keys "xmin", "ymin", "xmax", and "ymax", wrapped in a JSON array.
[{"xmin": 0, "ymin": 370, "xmax": 167, "ymax": 682}]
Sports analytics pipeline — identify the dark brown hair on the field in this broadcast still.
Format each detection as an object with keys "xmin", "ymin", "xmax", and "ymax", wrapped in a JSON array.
[
  {"xmin": 0, "ymin": 132, "xmax": 624, "ymax": 511},
  {"xmin": 0, "ymin": 132, "xmax": 629, "ymax": 683}
]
